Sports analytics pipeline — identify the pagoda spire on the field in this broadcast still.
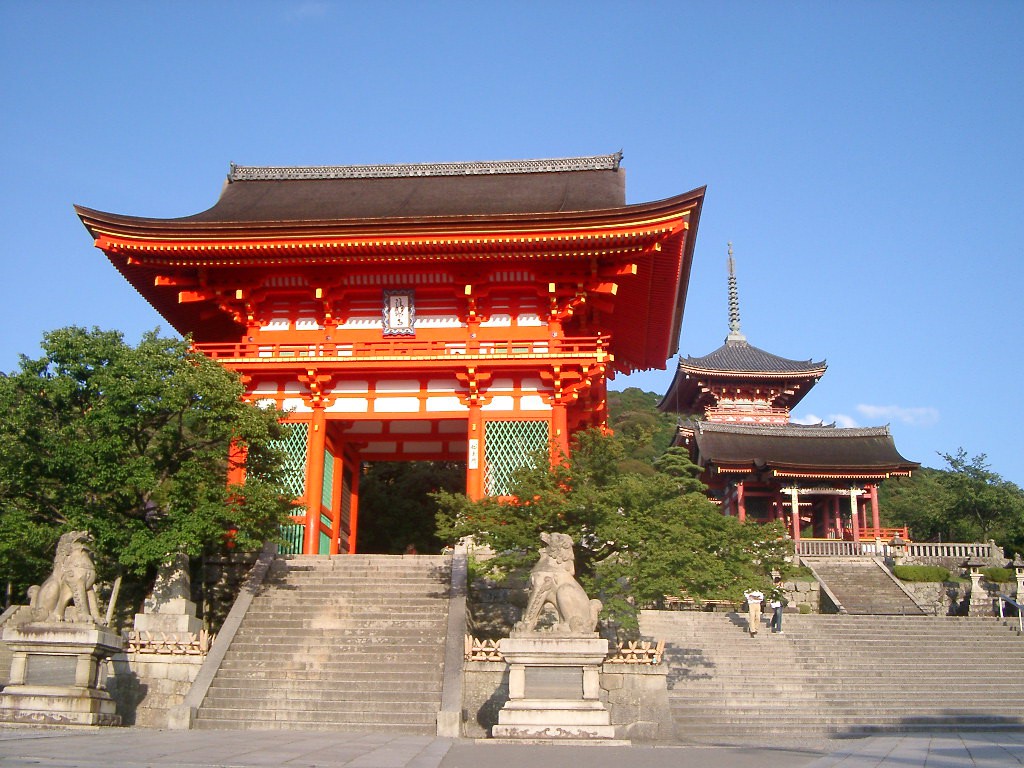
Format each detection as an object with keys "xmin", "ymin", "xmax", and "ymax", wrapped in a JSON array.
[{"xmin": 726, "ymin": 242, "xmax": 746, "ymax": 343}]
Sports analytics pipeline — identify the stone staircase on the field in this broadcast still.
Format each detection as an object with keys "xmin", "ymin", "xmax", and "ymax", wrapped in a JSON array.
[
  {"xmin": 640, "ymin": 610, "xmax": 1024, "ymax": 740},
  {"xmin": 193, "ymin": 554, "xmax": 450, "ymax": 733},
  {"xmin": 803, "ymin": 557, "xmax": 924, "ymax": 614}
]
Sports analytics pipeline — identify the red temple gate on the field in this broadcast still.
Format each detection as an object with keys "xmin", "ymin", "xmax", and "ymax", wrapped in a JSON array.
[{"xmin": 78, "ymin": 154, "xmax": 704, "ymax": 553}]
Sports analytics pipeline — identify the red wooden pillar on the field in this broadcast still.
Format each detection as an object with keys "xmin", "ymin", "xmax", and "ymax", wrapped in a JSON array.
[
  {"xmin": 832, "ymin": 496, "xmax": 842, "ymax": 538},
  {"xmin": 736, "ymin": 482, "xmax": 747, "ymax": 523},
  {"xmin": 466, "ymin": 403, "xmax": 484, "ymax": 501},
  {"xmin": 550, "ymin": 402, "xmax": 569, "ymax": 464},
  {"xmin": 226, "ymin": 438, "xmax": 247, "ymax": 487},
  {"xmin": 869, "ymin": 484, "xmax": 880, "ymax": 535},
  {"xmin": 303, "ymin": 407, "xmax": 327, "ymax": 554},
  {"xmin": 789, "ymin": 489, "xmax": 801, "ymax": 542}
]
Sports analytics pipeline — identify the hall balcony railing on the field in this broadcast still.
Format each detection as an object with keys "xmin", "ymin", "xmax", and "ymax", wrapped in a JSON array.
[
  {"xmin": 796, "ymin": 538, "xmax": 1001, "ymax": 563},
  {"xmin": 192, "ymin": 335, "xmax": 611, "ymax": 366}
]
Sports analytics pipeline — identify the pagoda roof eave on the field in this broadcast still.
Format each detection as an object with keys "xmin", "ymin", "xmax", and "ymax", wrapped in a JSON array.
[
  {"xmin": 675, "ymin": 364, "xmax": 828, "ymax": 378},
  {"xmin": 712, "ymin": 463, "xmax": 917, "ymax": 480},
  {"xmin": 73, "ymin": 187, "xmax": 707, "ymax": 244},
  {"xmin": 656, "ymin": 366, "xmax": 823, "ymax": 415},
  {"xmin": 691, "ymin": 421, "xmax": 920, "ymax": 477}
]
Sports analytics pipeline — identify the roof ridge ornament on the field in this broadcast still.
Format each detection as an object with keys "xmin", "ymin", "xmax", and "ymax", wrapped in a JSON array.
[
  {"xmin": 227, "ymin": 153, "xmax": 624, "ymax": 182},
  {"xmin": 726, "ymin": 241, "xmax": 746, "ymax": 343}
]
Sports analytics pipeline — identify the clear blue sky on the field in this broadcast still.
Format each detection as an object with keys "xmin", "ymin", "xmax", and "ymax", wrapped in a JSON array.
[{"xmin": 2, "ymin": 2, "xmax": 1021, "ymax": 484}]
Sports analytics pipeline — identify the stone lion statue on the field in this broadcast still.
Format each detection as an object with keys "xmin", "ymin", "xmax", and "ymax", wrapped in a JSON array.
[
  {"xmin": 515, "ymin": 532, "xmax": 602, "ymax": 635},
  {"xmin": 28, "ymin": 530, "xmax": 104, "ymax": 624}
]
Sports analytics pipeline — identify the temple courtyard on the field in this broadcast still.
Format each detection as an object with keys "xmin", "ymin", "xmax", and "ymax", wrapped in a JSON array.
[{"xmin": 0, "ymin": 726, "xmax": 1021, "ymax": 768}]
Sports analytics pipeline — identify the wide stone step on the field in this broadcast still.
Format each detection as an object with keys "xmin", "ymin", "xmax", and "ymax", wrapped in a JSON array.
[
  {"xmin": 232, "ymin": 623, "xmax": 447, "ymax": 635},
  {"xmin": 193, "ymin": 716, "xmax": 435, "ymax": 733},
  {"xmin": 195, "ymin": 707, "xmax": 438, "ymax": 724},
  {"xmin": 196, "ymin": 553, "xmax": 450, "ymax": 733},
  {"xmin": 671, "ymin": 708, "xmax": 1024, "ymax": 725},
  {"xmin": 204, "ymin": 690, "xmax": 439, "ymax": 705},
  {"xmin": 644, "ymin": 608, "xmax": 1024, "ymax": 738}
]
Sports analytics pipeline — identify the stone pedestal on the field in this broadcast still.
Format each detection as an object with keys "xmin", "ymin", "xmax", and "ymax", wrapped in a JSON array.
[
  {"xmin": 492, "ymin": 635, "xmax": 616, "ymax": 740},
  {"xmin": 134, "ymin": 553, "xmax": 203, "ymax": 636},
  {"xmin": 0, "ymin": 622, "xmax": 122, "ymax": 726},
  {"xmin": 968, "ymin": 571, "xmax": 990, "ymax": 617}
]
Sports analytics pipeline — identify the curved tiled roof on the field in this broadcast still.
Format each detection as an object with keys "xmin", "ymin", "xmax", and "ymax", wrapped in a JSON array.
[
  {"xmin": 690, "ymin": 421, "xmax": 918, "ymax": 474},
  {"xmin": 679, "ymin": 338, "xmax": 826, "ymax": 376},
  {"xmin": 144, "ymin": 154, "xmax": 628, "ymax": 224},
  {"xmin": 75, "ymin": 154, "xmax": 705, "ymax": 372}
]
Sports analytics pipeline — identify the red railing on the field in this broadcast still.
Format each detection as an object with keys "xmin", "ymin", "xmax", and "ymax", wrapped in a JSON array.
[
  {"xmin": 858, "ymin": 526, "xmax": 910, "ymax": 541},
  {"xmin": 193, "ymin": 335, "xmax": 610, "ymax": 362}
]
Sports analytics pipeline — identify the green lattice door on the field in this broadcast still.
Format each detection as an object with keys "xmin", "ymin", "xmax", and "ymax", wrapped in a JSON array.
[
  {"xmin": 274, "ymin": 422, "xmax": 309, "ymax": 554},
  {"xmin": 483, "ymin": 419, "xmax": 549, "ymax": 496}
]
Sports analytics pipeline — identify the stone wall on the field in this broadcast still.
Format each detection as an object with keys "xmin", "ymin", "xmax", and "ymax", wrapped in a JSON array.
[
  {"xmin": 462, "ymin": 661, "xmax": 508, "ymax": 737},
  {"xmin": 461, "ymin": 661, "xmax": 672, "ymax": 741},
  {"xmin": 107, "ymin": 653, "xmax": 204, "ymax": 728},
  {"xmin": 781, "ymin": 579, "xmax": 820, "ymax": 614},
  {"xmin": 899, "ymin": 580, "xmax": 1018, "ymax": 616},
  {"xmin": 600, "ymin": 664, "xmax": 674, "ymax": 741}
]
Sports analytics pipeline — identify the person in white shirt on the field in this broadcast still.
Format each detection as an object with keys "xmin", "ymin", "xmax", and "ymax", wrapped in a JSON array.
[{"xmin": 743, "ymin": 588, "xmax": 764, "ymax": 636}]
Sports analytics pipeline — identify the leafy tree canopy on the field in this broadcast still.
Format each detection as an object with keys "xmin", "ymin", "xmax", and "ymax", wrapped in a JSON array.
[
  {"xmin": 880, "ymin": 449, "xmax": 1024, "ymax": 554},
  {"xmin": 0, "ymin": 327, "xmax": 295, "ymax": 594},
  {"xmin": 356, "ymin": 460, "xmax": 465, "ymax": 555},
  {"xmin": 605, "ymin": 387, "xmax": 678, "ymax": 471},
  {"xmin": 435, "ymin": 429, "xmax": 791, "ymax": 631}
]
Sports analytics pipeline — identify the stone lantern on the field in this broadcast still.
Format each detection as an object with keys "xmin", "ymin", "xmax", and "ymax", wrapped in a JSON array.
[
  {"xmin": 888, "ymin": 535, "xmax": 907, "ymax": 566},
  {"xmin": 1012, "ymin": 553, "xmax": 1024, "ymax": 600},
  {"xmin": 965, "ymin": 556, "xmax": 991, "ymax": 617}
]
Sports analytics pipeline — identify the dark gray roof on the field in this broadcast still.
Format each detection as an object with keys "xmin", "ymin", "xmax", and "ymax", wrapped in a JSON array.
[
  {"xmin": 228, "ymin": 154, "xmax": 622, "ymax": 180},
  {"xmin": 679, "ymin": 338, "xmax": 826, "ymax": 376},
  {"xmin": 690, "ymin": 421, "xmax": 918, "ymax": 473},
  {"xmin": 180, "ymin": 153, "xmax": 626, "ymax": 223}
]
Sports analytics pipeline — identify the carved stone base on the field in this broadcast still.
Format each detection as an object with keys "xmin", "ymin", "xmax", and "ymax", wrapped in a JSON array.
[
  {"xmin": 0, "ymin": 622, "xmax": 123, "ymax": 726},
  {"xmin": 0, "ymin": 686, "xmax": 120, "ymax": 726},
  {"xmin": 492, "ymin": 636, "xmax": 617, "ymax": 740}
]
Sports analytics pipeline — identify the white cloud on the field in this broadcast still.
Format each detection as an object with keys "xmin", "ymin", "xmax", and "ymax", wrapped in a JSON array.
[
  {"xmin": 791, "ymin": 413, "xmax": 823, "ymax": 425},
  {"xmin": 856, "ymin": 404, "xmax": 939, "ymax": 427},
  {"xmin": 791, "ymin": 412, "xmax": 859, "ymax": 428},
  {"xmin": 287, "ymin": 2, "xmax": 332, "ymax": 20},
  {"xmin": 830, "ymin": 413, "xmax": 860, "ymax": 428}
]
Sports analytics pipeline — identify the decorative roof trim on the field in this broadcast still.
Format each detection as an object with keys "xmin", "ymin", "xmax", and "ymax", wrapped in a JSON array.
[
  {"xmin": 228, "ymin": 153, "xmax": 623, "ymax": 182},
  {"xmin": 677, "ymin": 365, "xmax": 827, "ymax": 378},
  {"xmin": 696, "ymin": 421, "xmax": 893, "ymax": 439},
  {"xmin": 773, "ymin": 471, "xmax": 896, "ymax": 480}
]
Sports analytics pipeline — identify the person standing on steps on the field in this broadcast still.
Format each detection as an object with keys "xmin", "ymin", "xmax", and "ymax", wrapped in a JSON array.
[
  {"xmin": 743, "ymin": 588, "xmax": 764, "ymax": 636},
  {"xmin": 769, "ymin": 577, "xmax": 787, "ymax": 634}
]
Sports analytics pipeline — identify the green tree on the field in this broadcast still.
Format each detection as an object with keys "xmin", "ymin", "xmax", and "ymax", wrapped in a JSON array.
[
  {"xmin": 606, "ymin": 387, "xmax": 678, "ymax": 472},
  {"xmin": 356, "ymin": 461, "xmax": 465, "ymax": 554},
  {"xmin": 878, "ymin": 468, "xmax": 953, "ymax": 541},
  {"xmin": 879, "ymin": 450, "xmax": 1024, "ymax": 552},
  {"xmin": 0, "ymin": 327, "xmax": 295, "ymax": 596},
  {"xmin": 435, "ymin": 429, "xmax": 791, "ymax": 632},
  {"xmin": 939, "ymin": 449, "xmax": 1024, "ymax": 545}
]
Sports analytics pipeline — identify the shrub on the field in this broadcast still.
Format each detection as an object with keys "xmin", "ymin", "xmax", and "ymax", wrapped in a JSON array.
[
  {"xmin": 980, "ymin": 566, "xmax": 1014, "ymax": 584},
  {"xmin": 894, "ymin": 564, "xmax": 950, "ymax": 583}
]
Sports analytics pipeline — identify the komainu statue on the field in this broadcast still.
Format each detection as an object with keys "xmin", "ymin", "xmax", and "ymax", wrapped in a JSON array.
[
  {"xmin": 515, "ymin": 532, "xmax": 602, "ymax": 635},
  {"xmin": 28, "ymin": 531, "xmax": 104, "ymax": 624}
]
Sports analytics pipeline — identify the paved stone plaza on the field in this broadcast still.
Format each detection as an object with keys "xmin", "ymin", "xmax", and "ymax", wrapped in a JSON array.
[{"xmin": 0, "ymin": 726, "xmax": 1021, "ymax": 768}]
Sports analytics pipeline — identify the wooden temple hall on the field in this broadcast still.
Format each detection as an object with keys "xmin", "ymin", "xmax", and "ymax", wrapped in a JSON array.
[
  {"xmin": 77, "ymin": 154, "xmax": 705, "ymax": 555},
  {"xmin": 659, "ymin": 246, "xmax": 918, "ymax": 543}
]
